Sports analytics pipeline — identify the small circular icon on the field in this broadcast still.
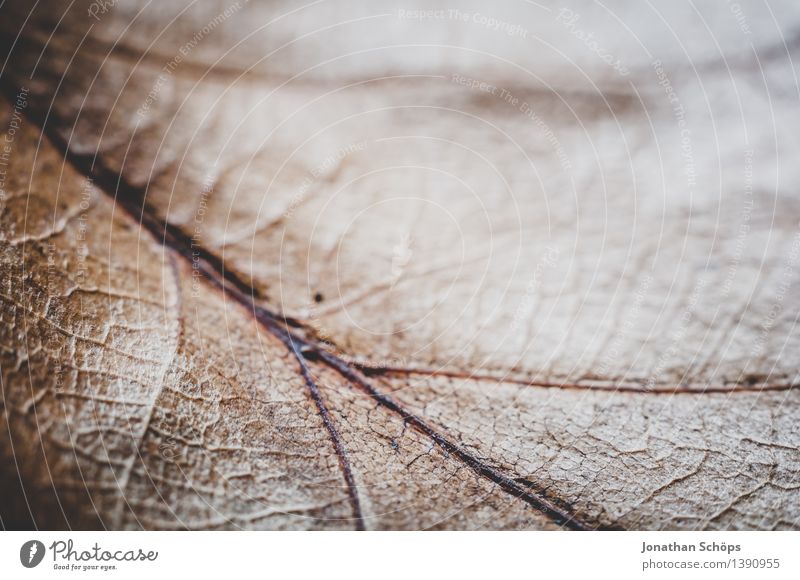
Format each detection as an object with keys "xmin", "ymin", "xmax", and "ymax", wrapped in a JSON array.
[{"xmin": 20, "ymin": 540, "xmax": 46, "ymax": 568}]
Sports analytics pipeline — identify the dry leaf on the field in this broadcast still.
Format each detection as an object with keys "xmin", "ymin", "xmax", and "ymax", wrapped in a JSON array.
[{"xmin": 1, "ymin": 1, "xmax": 799, "ymax": 530}]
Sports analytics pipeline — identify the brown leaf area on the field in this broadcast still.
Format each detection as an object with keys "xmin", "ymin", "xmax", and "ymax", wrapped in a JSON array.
[{"xmin": 0, "ymin": 1, "xmax": 799, "ymax": 530}]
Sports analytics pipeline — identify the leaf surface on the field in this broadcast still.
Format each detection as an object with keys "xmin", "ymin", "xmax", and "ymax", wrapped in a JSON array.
[{"xmin": 1, "ymin": 0, "xmax": 799, "ymax": 530}]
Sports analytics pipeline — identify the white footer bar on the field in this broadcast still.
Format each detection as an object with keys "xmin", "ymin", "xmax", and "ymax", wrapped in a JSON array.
[{"xmin": 1, "ymin": 531, "xmax": 797, "ymax": 579}]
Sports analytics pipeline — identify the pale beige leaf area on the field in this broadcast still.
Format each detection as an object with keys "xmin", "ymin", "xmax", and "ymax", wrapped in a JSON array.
[{"xmin": 0, "ymin": 1, "xmax": 799, "ymax": 530}]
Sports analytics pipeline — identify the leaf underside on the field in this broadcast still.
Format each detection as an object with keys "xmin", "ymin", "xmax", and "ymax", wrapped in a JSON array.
[{"xmin": 1, "ymin": 1, "xmax": 799, "ymax": 530}]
